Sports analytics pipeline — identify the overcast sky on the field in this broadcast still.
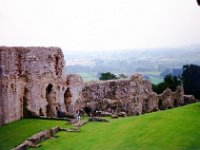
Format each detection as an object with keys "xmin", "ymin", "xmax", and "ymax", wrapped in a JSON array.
[{"xmin": 0, "ymin": 0, "xmax": 200, "ymax": 52}]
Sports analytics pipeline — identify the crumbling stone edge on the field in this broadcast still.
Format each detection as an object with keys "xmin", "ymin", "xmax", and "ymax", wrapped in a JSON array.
[
  {"xmin": 13, "ymin": 117, "xmax": 111, "ymax": 150},
  {"xmin": 12, "ymin": 118, "xmax": 96, "ymax": 150},
  {"xmin": 12, "ymin": 126, "xmax": 80, "ymax": 150}
]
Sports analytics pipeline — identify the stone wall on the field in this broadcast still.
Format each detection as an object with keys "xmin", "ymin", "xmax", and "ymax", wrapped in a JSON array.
[
  {"xmin": 65, "ymin": 74, "xmax": 83, "ymax": 112},
  {"xmin": 0, "ymin": 46, "xmax": 198, "ymax": 126},
  {"xmin": 0, "ymin": 47, "xmax": 68, "ymax": 125},
  {"xmin": 74, "ymin": 75, "xmax": 197, "ymax": 116},
  {"xmin": 79, "ymin": 74, "xmax": 154, "ymax": 115}
]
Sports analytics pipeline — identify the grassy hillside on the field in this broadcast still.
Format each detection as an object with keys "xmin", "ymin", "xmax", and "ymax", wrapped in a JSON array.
[
  {"xmin": 36, "ymin": 103, "xmax": 200, "ymax": 150},
  {"xmin": 0, "ymin": 103, "xmax": 200, "ymax": 150},
  {"xmin": 0, "ymin": 119, "xmax": 69, "ymax": 150}
]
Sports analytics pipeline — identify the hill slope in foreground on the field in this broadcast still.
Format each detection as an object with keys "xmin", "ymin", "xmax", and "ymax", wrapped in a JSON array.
[
  {"xmin": 39, "ymin": 103, "xmax": 200, "ymax": 150},
  {"xmin": 1, "ymin": 103, "xmax": 200, "ymax": 150}
]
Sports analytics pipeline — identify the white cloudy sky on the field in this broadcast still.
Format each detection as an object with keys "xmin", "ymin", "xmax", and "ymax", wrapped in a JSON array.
[{"xmin": 0, "ymin": 0, "xmax": 200, "ymax": 52}]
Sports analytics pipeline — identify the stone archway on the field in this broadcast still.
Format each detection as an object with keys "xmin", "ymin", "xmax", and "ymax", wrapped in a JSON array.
[
  {"xmin": 158, "ymin": 99, "xmax": 163, "ymax": 110},
  {"xmin": 22, "ymin": 88, "xmax": 29, "ymax": 117},
  {"xmin": 64, "ymin": 88, "xmax": 72, "ymax": 111},
  {"xmin": 20, "ymin": 87, "xmax": 30, "ymax": 118},
  {"xmin": 46, "ymin": 84, "xmax": 54, "ymax": 117},
  {"xmin": 174, "ymin": 99, "xmax": 178, "ymax": 107},
  {"xmin": 83, "ymin": 106, "xmax": 92, "ymax": 115},
  {"xmin": 39, "ymin": 108, "xmax": 44, "ymax": 116}
]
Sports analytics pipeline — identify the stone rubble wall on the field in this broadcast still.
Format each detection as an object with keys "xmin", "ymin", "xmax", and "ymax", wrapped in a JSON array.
[
  {"xmin": 79, "ymin": 74, "xmax": 153, "ymax": 115},
  {"xmin": 0, "ymin": 47, "xmax": 67, "ymax": 125},
  {"xmin": 65, "ymin": 74, "xmax": 84, "ymax": 112},
  {"xmin": 73, "ymin": 74, "xmax": 197, "ymax": 116},
  {"xmin": 0, "ymin": 47, "xmax": 198, "ymax": 126}
]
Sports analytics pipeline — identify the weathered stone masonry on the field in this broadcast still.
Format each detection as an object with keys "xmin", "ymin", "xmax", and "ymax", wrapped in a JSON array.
[
  {"xmin": 0, "ymin": 47, "xmax": 68, "ymax": 125},
  {"xmin": 77, "ymin": 75, "xmax": 197, "ymax": 116},
  {"xmin": 0, "ymin": 47, "xmax": 198, "ymax": 126}
]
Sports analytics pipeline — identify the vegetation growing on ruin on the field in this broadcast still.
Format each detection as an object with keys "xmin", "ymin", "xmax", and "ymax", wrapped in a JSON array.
[
  {"xmin": 36, "ymin": 103, "xmax": 200, "ymax": 150},
  {"xmin": 0, "ymin": 119, "xmax": 69, "ymax": 150}
]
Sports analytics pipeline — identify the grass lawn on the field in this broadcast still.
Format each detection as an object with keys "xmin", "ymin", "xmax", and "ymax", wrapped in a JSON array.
[
  {"xmin": 35, "ymin": 103, "xmax": 200, "ymax": 150},
  {"xmin": 0, "ymin": 119, "xmax": 69, "ymax": 150}
]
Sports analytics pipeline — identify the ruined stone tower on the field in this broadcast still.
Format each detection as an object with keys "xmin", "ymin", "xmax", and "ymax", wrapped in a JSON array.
[{"xmin": 0, "ymin": 47, "xmax": 67, "ymax": 125}]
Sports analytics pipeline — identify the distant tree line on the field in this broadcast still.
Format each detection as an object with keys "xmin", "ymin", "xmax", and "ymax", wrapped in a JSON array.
[
  {"xmin": 182, "ymin": 64, "xmax": 200, "ymax": 99},
  {"xmin": 99, "ymin": 72, "xmax": 128, "ymax": 80},
  {"xmin": 98, "ymin": 65, "xmax": 200, "ymax": 99},
  {"xmin": 152, "ymin": 75, "xmax": 181, "ymax": 94},
  {"xmin": 152, "ymin": 64, "xmax": 200, "ymax": 99}
]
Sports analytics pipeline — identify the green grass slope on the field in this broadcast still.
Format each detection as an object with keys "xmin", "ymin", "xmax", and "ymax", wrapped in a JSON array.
[
  {"xmin": 0, "ymin": 119, "xmax": 69, "ymax": 150},
  {"xmin": 37, "ymin": 103, "xmax": 200, "ymax": 150}
]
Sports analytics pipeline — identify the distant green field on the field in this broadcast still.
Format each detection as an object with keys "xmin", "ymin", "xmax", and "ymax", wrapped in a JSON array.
[
  {"xmin": 79, "ymin": 71, "xmax": 163, "ymax": 84},
  {"xmin": 36, "ymin": 103, "xmax": 200, "ymax": 150},
  {"xmin": 144, "ymin": 71, "xmax": 161, "ymax": 76},
  {"xmin": 78, "ymin": 72, "xmax": 99, "ymax": 82},
  {"xmin": 149, "ymin": 76, "xmax": 163, "ymax": 84},
  {"xmin": 138, "ymin": 71, "xmax": 163, "ymax": 84},
  {"xmin": 0, "ymin": 119, "xmax": 69, "ymax": 150}
]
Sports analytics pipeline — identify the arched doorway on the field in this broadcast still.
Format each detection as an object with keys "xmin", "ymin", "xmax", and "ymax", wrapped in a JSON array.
[
  {"xmin": 64, "ymin": 88, "xmax": 72, "ymax": 111},
  {"xmin": 158, "ymin": 99, "xmax": 163, "ymax": 110},
  {"xmin": 84, "ymin": 106, "xmax": 92, "ymax": 115},
  {"xmin": 174, "ymin": 99, "xmax": 178, "ymax": 107},
  {"xmin": 46, "ymin": 84, "xmax": 53, "ymax": 117},
  {"xmin": 20, "ymin": 87, "xmax": 29, "ymax": 118}
]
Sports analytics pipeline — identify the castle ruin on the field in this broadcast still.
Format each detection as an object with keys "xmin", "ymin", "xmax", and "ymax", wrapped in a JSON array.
[{"xmin": 0, "ymin": 47, "xmax": 197, "ymax": 126}]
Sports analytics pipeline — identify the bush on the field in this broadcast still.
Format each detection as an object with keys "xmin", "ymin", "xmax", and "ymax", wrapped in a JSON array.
[
  {"xmin": 99, "ymin": 72, "xmax": 118, "ymax": 80},
  {"xmin": 182, "ymin": 64, "xmax": 200, "ymax": 98},
  {"xmin": 152, "ymin": 74, "xmax": 181, "ymax": 94}
]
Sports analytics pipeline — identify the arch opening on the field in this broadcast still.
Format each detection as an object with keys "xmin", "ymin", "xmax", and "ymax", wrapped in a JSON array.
[
  {"xmin": 174, "ymin": 99, "xmax": 178, "ymax": 107},
  {"xmin": 64, "ymin": 88, "xmax": 72, "ymax": 111},
  {"xmin": 46, "ymin": 84, "xmax": 54, "ymax": 117},
  {"xmin": 158, "ymin": 99, "xmax": 163, "ymax": 110}
]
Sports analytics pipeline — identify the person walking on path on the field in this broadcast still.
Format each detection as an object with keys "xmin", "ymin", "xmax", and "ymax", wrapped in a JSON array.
[
  {"xmin": 76, "ymin": 110, "xmax": 81, "ymax": 127},
  {"xmin": 76, "ymin": 110, "xmax": 81, "ymax": 121}
]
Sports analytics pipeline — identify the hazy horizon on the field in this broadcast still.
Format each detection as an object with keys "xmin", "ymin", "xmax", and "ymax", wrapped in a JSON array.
[
  {"xmin": 0, "ymin": 0, "xmax": 200, "ymax": 53},
  {"xmin": 62, "ymin": 43, "xmax": 200, "ymax": 53}
]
